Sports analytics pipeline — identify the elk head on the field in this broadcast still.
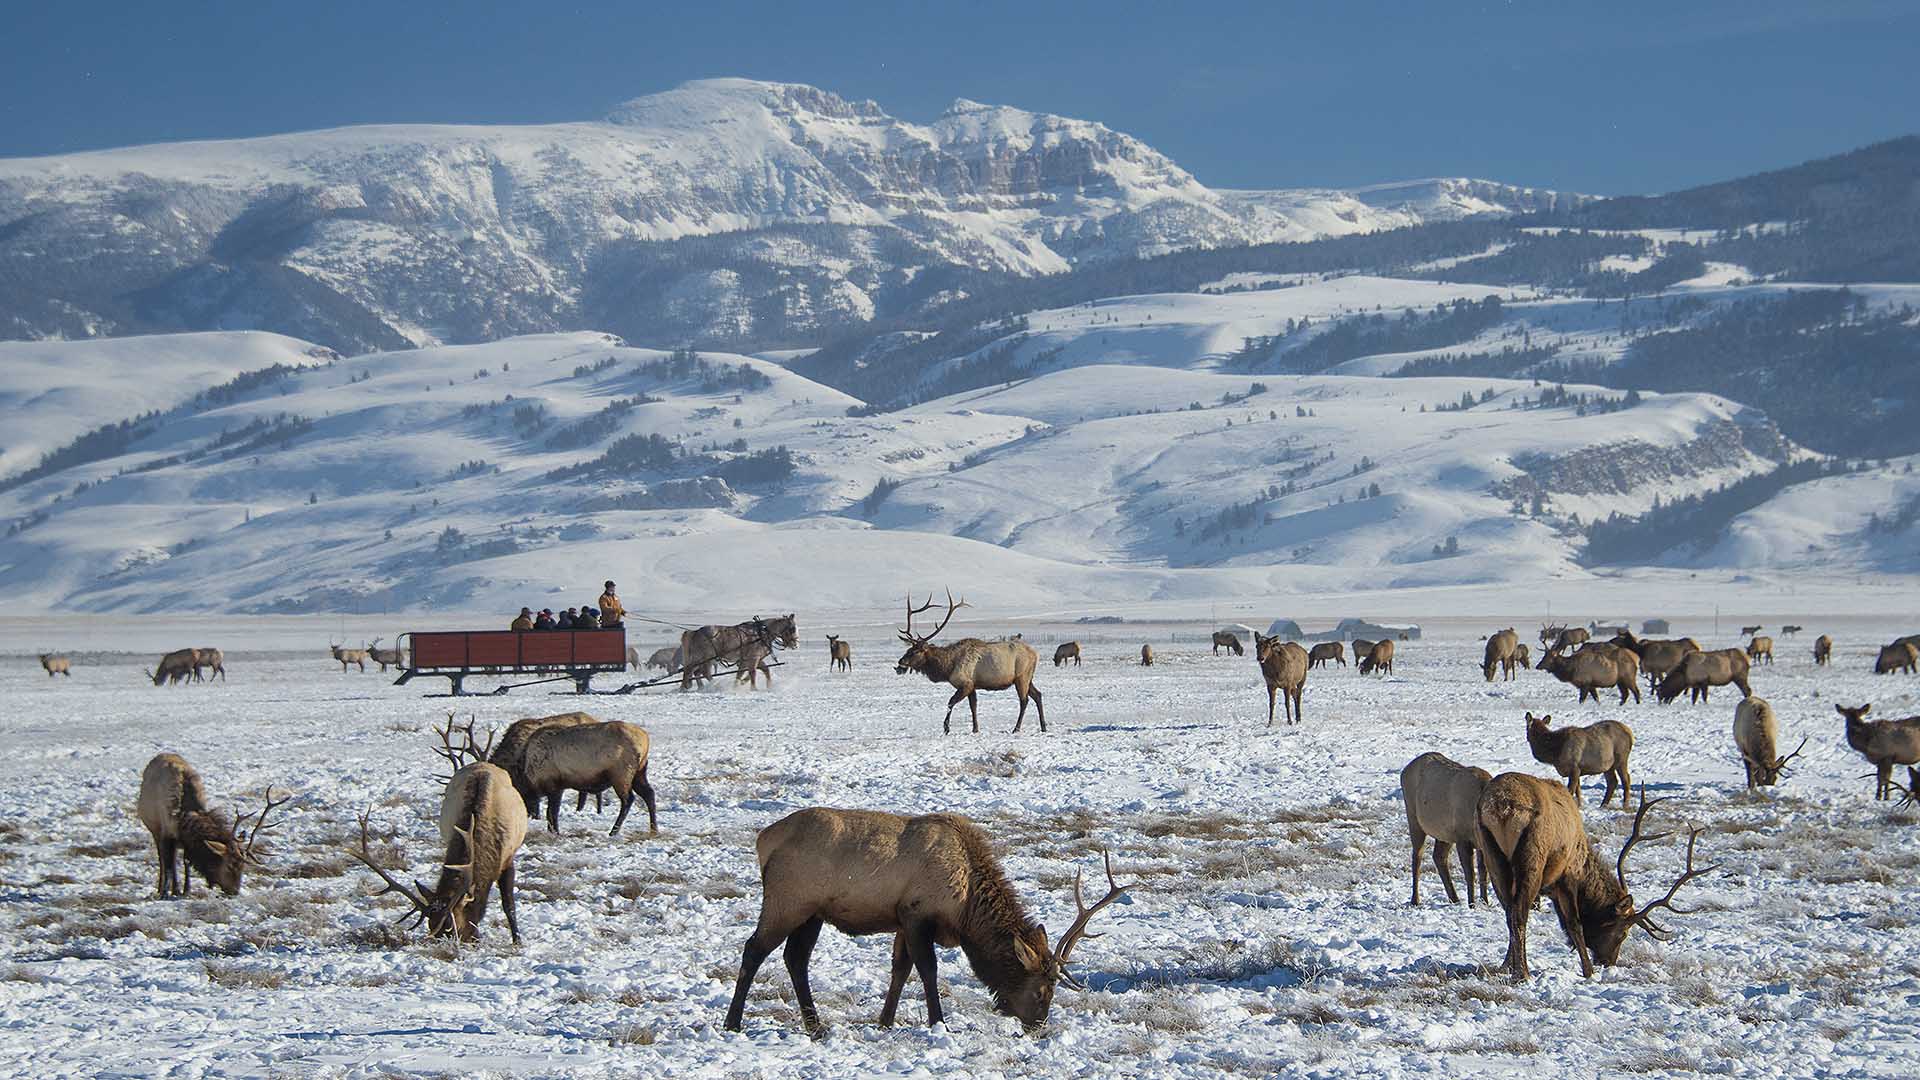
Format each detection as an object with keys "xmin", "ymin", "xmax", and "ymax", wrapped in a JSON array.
[
  {"xmin": 194, "ymin": 786, "xmax": 290, "ymax": 895},
  {"xmin": 1752, "ymin": 736, "xmax": 1809, "ymax": 787},
  {"xmin": 341, "ymin": 808, "xmax": 480, "ymax": 948},
  {"xmin": 1587, "ymin": 788, "xmax": 1716, "ymax": 967},
  {"xmin": 895, "ymin": 590, "xmax": 965, "ymax": 675},
  {"xmin": 996, "ymin": 850, "xmax": 1132, "ymax": 1032}
]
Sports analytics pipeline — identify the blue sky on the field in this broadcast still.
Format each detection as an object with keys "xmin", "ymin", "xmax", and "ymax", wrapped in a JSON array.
[{"xmin": 3, "ymin": 1, "xmax": 1915, "ymax": 194}]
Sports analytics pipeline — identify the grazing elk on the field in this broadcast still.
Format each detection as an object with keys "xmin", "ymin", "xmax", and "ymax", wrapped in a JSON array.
[
  {"xmin": 484, "ymin": 712, "xmax": 597, "ymax": 815},
  {"xmin": 627, "ymin": 645, "xmax": 642, "ymax": 670},
  {"xmin": 330, "ymin": 641, "xmax": 370, "ymax": 672},
  {"xmin": 1140, "ymin": 643, "xmax": 1154, "ymax": 666},
  {"xmin": 1401, "ymin": 752, "xmax": 1491, "ymax": 906},
  {"xmin": 146, "ymin": 648, "xmax": 198, "ymax": 686},
  {"xmin": 1745, "ymin": 635, "xmax": 1774, "ymax": 666},
  {"xmin": 39, "ymin": 653, "xmax": 72, "ymax": 677},
  {"xmin": 1837, "ymin": 704, "xmax": 1920, "ymax": 801},
  {"xmin": 1477, "ymin": 774, "xmax": 1712, "ymax": 980},
  {"xmin": 680, "ymin": 615, "xmax": 798, "ymax": 689},
  {"xmin": 1813, "ymin": 634, "xmax": 1833, "ymax": 666},
  {"xmin": 366, "ymin": 638, "xmax": 405, "ymax": 672},
  {"xmin": 1780, "ymin": 625, "xmax": 1803, "ymax": 637},
  {"xmin": 723, "ymin": 808, "xmax": 1128, "ymax": 1035},
  {"xmin": 519, "ymin": 721, "xmax": 658, "ymax": 834},
  {"xmin": 1482, "ymin": 629, "xmax": 1520, "ymax": 681},
  {"xmin": 894, "ymin": 592, "xmax": 1045, "ymax": 734},
  {"xmin": 1525, "ymin": 712, "xmax": 1635, "ymax": 808},
  {"xmin": 1739, "ymin": 624, "xmax": 1763, "ymax": 638},
  {"xmin": 1874, "ymin": 641, "xmax": 1919, "ymax": 675},
  {"xmin": 192, "ymin": 647, "xmax": 226, "ymax": 681},
  {"xmin": 1608, "ymin": 630, "xmax": 1701, "ymax": 691},
  {"xmin": 1656, "ymin": 649, "xmax": 1752, "ymax": 704},
  {"xmin": 1546, "ymin": 626, "xmax": 1591, "ymax": 656},
  {"xmin": 1350, "ymin": 639, "xmax": 1375, "ymax": 666},
  {"xmin": 342, "ymin": 764, "xmax": 529, "ymax": 947},
  {"xmin": 1308, "ymin": 642, "xmax": 1346, "ymax": 669},
  {"xmin": 646, "ymin": 645, "xmax": 681, "ymax": 672},
  {"xmin": 1514, "ymin": 643, "xmax": 1531, "ymax": 671},
  {"xmin": 1359, "ymin": 638, "xmax": 1395, "ymax": 676},
  {"xmin": 1254, "ymin": 632, "xmax": 1309, "ymax": 726},
  {"xmin": 827, "ymin": 634, "xmax": 852, "ymax": 672},
  {"xmin": 137, "ymin": 753, "xmax": 286, "ymax": 898},
  {"xmin": 1733, "ymin": 697, "xmax": 1805, "ymax": 792},
  {"xmin": 1211, "ymin": 631, "xmax": 1244, "ymax": 656},
  {"xmin": 1053, "ymin": 641, "xmax": 1082, "ymax": 668},
  {"xmin": 1540, "ymin": 645, "xmax": 1642, "ymax": 704}
]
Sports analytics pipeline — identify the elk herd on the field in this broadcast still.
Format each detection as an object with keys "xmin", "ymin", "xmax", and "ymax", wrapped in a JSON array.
[{"xmin": 42, "ymin": 602, "xmax": 1920, "ymax": 1041}]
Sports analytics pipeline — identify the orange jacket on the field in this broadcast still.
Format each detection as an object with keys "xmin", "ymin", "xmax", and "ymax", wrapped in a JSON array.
[{"xmin": 598, "ymin": 591, "xmax": 626, "ymax": 623}]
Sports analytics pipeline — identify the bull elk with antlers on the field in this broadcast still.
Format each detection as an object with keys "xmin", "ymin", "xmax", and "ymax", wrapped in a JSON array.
[
  {"xmin": 894, "ymin": 592, "xmax": 1045, "ymax": 734},
  {"xmin": 344, "ymin": 728, "xmax": 528, "ymax": 947},
  {"xmin": 1477, "ymin": 775, "xmax": 1713, "ymax": 980},
  {"xmin": 137, "ymin": 754, "xmax": 287, "ymax": 897},
  {"xmin": 330, "ymin": 641, "xmax": 370, "ymax": 672},
  {"xmin": 1733, "ymin": 697, "xmax": 1806, "ymax": 792},
  {"xmin": 723, "ymin": 807, "xmax": 1129, "ymax": 1035}
]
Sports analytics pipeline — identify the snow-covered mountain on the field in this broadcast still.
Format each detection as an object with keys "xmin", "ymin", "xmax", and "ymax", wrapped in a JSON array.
[{"xmin": 0, "ymin": 78, "xmax": 1580, "ymax": 352}]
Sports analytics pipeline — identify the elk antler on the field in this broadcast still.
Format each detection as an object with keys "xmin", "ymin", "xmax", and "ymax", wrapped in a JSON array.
[
  {"xmin": 900, "ymin": 589, "xmax": 966, "ymax": 644},
  {"xmin": 432, "ymin": 714, "xmax": 494, "ymax": 775},
  {"xmin": 1772, "ymin": 736, "xmax": 1810, "ymax": 774},
  {"xmin": 1615, "ymin": 786, "xmax": 1718, "ymax": 940},
  {"xmin": 339, "ymin": 807, "xmax": 433, "ymax": 929},
  {"xmin": 1053, "ymin": 849, "xmax": 1132, "ymax": 988},
  {"xmin": 239, "ymin": 786, "xmax": 292, "ymax": 865}
]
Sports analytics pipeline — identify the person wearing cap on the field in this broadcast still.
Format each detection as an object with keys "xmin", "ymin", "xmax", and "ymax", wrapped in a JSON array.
[
  {"xmin": 575, "ymin": 601, "xmax": 600, "ymax": 630},
  {"xmin": 598, "ymin": 580, "xmax": 626, "ymax": 628},
  {"xmin": 556, "ymin": 607, "xmax": 577, "ymax": 630},
  {"xmin": 534, "ymin": 609, "xmax": 556, "ymax": 630},
  {"xmin": 510, "ymin": 606, "xmax": 534, "ymax": 631}
]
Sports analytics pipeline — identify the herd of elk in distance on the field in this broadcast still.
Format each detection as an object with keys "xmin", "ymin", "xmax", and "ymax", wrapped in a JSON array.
[{"xmin": 74, "ymin": 599, "xmax": 1920, "ymax": 1031}]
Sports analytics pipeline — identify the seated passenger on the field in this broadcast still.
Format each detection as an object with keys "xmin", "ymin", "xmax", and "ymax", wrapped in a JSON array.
[{"xmin": 511, "ymin": 607, "xmax": 534, "ymax": 631}]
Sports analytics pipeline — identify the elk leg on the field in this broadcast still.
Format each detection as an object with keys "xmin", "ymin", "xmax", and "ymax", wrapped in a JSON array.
[
  {"xmin": 968, "ymin": 691, "xmax": 981, "ymax": 734},
  {"xmin": 878, "ymin": 933, "xmax": 912, "ymax": 1027},
  {"xmin": 1266, "ymin": 683, "xmax": 1277, "ymax": 727},
  {"xmin": 1471, "ymin": 846, "xmax": 1487, "ymax": 907},
  {"xmin": 1290, "ymin": 686, "xmax": 1302, "ymax": 725},
  {"xmin": 1600, "ymin": 771, "xmax": 1618, "ymax": 807},
  {"xmin": 1433, "ymin": 840, "xmax": 1461, "ymax": 904},
  {"xmin": 1617, "ymin": 764, "xmax": 1632, "ymax": 810},
  {"xmin": 499, "ymin": 860, "xmax": 521, "ymax": 944},
  {"xmin": 156, "ymin": 838, "xmax": 174, "ymax": 898},
  {"xmin": 546, "ymin": 793, "xmax": 562, "ymax": 834},
  {"xmin": 724, "ymin": 927, "xmax": 781, "ymax": 1032},
  {"xmin": 1550, "ymin": 886, "xmax": 1594, "ymax": 978},
  {"xmin": 943, "ymin": 688, "xmax": 967, "ymax": 735},
  {"xmin": 1566, "ymin": 771, "xmax": 1581, "ymax": 803},
  {"xmin": 783, "ymin": 915, "xmax": 826, "ymax": 1037},
  {"xmin": 1029, "ymin": 686, "xmax": 1045, "ymax": 733},
  {"xmin": 1409, "ymin": 831, "xmax": 1425, "ymax": 905},
  {"xmin": 636, "ymin": 764, "xmax": 659, "ymax": 834},
  {"xmin": 905, "ymin": 921, "xmax": 944, "ymax": 1028},
  {"xmin": 1878, "ymin": 762, "xmax": 1893, "ymax": 800}
]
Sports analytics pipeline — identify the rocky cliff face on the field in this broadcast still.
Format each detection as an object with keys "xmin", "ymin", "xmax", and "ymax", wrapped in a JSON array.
[{"xmin": 1497, "ymin": 414, "xmax": 1791, "ymax": 500}]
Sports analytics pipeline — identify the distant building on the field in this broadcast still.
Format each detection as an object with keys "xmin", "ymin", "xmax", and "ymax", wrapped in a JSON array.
[
  {"xmin": 1265, "ymin": 619, "xmax": 1306, "ymax": 639},
  {"xmin": 1641, "ymin": 618, "xmax": 1671, "ymax": 635},
  {"xmin": 1334, "ymin": 617, "xmax": 1421, "ymax": 641}
]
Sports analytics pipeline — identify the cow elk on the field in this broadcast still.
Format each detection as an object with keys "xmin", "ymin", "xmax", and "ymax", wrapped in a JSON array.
[
  {"xmin": 1733, "ymin": 697, "xmax": 1805, "ymax": 792},
  {"xmin": 1401, "ymin": 752, "xmax": 1491, "ymax": 906},
  {"xmin": 1482, "ymin": 629, "xmax": 1519, "ymax": 681},
  {"xmin": 1350, "ymin": 639, "xmax": 1375, "ymax": 667},
  {"xmin": 827, "ymin": 635, "xmax": 852, "ymax": 672},
  {"xmin": 1813, "ymin": 634, "xmax": 1833, "ymax": 666},
  {"xmin": 1053, "ymin": 641, "xmax": 1082, "ymax": 668},
  {"xmin": 341, "ymin": 764, "xmax": 529, "ymax": 949},
  {"xmin": 1253, "ymin": 632, "xmax": 1309, "ymax": 726},
  {"xmin": 723, "ymin": 808, "xmax": 1128, "ymax": 1035},
  {"xmin": 1780, "ymin": 624, "xmax": 1803, "ymax": 637},
  {"xmin": 1608, "ymin": 630, "xmax": 1701, "ymax": 691},
  {"xmin": 894, "ymin": 592, "xmax": 1045, "ymax": 734},
  {"xmin": 1525, "ymin": 712, "xmax": 1634, "ymax": 808},
  {"xmin": 137, "ymin": 753, "xmax": 286, "ymax": 897},
  {"xmin": 646, "ymin": 645, "xmax": 681, "ymax": 672},
  {"xmin": 1539, "ymin": 645, "xmax": 1642, "ymax": 705},
  {"xmin": 1477, "ymin": 774, "xmax": 1713, "ymax": 980},
  {"xmin": 1837, "ymin": 704, "xmax": 1920, "ymax": 801},
  {"xmin": 1211, "ymin": 631, "xmax": 1244, "ymax": 656},
  {"xmin": 1546, "ymin": 626, "xmax": 1591, "ymax": 655},
  {"xmin": 1359, "ymin": 638, "xmax": 1395, "ymax": 676},
  {"xmin": 1875, "ymin": 641, "xmax": 1918, "ymax": 675},
  {"xmin": 1308, "ymin": 642, "xmax": 1346, "ymax": 669},
  {"xmin": 1140, "ymin": 643, "xmax": 1154, "ymax": 666},
  {"xmin": 1657, "ymin": 649, "xmax": 1753, "ymax": 704},
  {"xmin": 39, "ymin": 653, "xmax": 72, "ymax": 677},
  {"xmin": 518, "ymin": 721, "xmax": 658, "ymax": 834},
  {"xmin": 1745, "ymin": 635, "xmax": 1774, "ymax": 666},
  {"xmin": 1739, "ymin": 625, "xmax": 1763, "ymax": 638}
]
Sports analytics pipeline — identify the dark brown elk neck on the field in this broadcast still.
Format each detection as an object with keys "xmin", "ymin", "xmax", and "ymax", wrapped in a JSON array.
[
  {"xmin": 952, "ymin": 827, "xmax": 1041, "ymax": 996},
  {"xmin": 1528, "ymin": 724, "xmax": 1572, "ymax": 760},
  {"xmin": 1566, "ymin": 841, "xmax": 1628, "ymax": 913},
  {"xmin": 915, "ymin": 639, "xmax": 982, "ymax": 683}
]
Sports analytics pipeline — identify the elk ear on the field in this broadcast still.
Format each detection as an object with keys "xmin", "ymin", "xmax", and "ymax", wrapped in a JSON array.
[
  {"xmin": 1012, "ymin": 930, "xmax": 1047, "ymax": 971},
  {"xmin": 203, "ymin": 840, "xmax": 229, "ymax": 857}
]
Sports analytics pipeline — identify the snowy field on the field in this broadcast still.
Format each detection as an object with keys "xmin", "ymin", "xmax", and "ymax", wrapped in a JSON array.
[{"xmin": 3, "ymin": 613, "xmax": 1919, "ymax": 1078}]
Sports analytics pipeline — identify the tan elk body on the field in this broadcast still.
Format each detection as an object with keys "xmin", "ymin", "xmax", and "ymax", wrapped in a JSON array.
[
  {"xmin": 192, "ymin": 647, "xmax": 226, "ymax": 681},
  {"xmin": 1657, "ymin": 649, "xmax": 1753, "ymax": 703},
  {"xmin": 827, "ymin": 635, "xmax": 852, "ymax": 671},
  {"xmin": 1525, "ymin": 712, "xmax": 1635, "ymax": 807},
  {"xmin": 1476, "ymin": 773, "xmax": 1711, "ymax": 980},
  {"xmin": 1360, "ymin": 638, "xmax": 1395, "ymax": 676},
  {"xmin": 520, "ymin": 721, "xmax": 657, "ymax": 834},
  {"xmin": 1253, "ymin": 633, "xmax": 1309, "ymax": 725},
  {"xmin": 1052, "ymin": 641, "xmax": 1082, "ymax": 667},
  {"xmin": 1608, "ymin": 630, "xmax": 1701, "ymax": 689},
  {"xmin": 1733, "ymin": 697, "xmax": 1805, "ymax": 791},
  {"xmin": 1140, "ymin": 643, "xmax": 1154, "ymax": 666},
  {"xmin": 894, "ymin": 593, "xmax": 1044, "ymax": 734},
  {"xmin": 1211, "ymin": 631, "xmax": 1244, "ymax": 656},
  {"xmin": 330, "ymin": 642, "xmax": 370, "ymax": 672},
  {"xmin": 137, "ymin": 753, "xmax": 283, "ymax": 897},
  {"xmin": 344, "ymin": 762, "xmax": 528, "ymax": 944},
  {"xmin": 1482, "ymin": 629, "xmax": 1519, "ymax": 681},
  {"xmin": 1400, "ymin": 752, "xmax": 1491, "ymax": 906},
  {"xmin": 1838, "ymin": 704, "xmax": 1920, "ymax": 800},
  {"xmin": 39, "ymin": 653, "xmax": 72, "ymax": 677},
  {"xmin": 1308, "ymin": 642, "xmax": 1346, "ymax": 669},
  {"xmin": 1350, "ymin": 639, "xmax": 1375, "ymax": 666},
  {"xmin": 1746, "ymin": 636, "xmax": 1774, "ymax": 665},
  {"xmin": 1540, "ymin": 644, "xmax": 1642, "ymax": 704},
  {"xmin": 147, "ymin": 648, "xmax": 198, "ymax": 686},
  {"xmin": 1813, "ymin": 634, "xmax": 1833, "ymax": 666},
  {"xmin": 1875, "ymin": 641, "xmax": 1919, "ymax": 675},
  {"xmin": 722, "ymin": 807, "xmax": 1126, "ymax": 1035}
]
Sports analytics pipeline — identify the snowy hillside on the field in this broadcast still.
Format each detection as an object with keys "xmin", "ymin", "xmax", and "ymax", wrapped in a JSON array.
[
  {"xmin": 6, "ymin": 310, "xmax": 1897, "ymax": 616},
  {"xmin": 0, "ymin": 79, "xmax": 1578, "ymax": 351}
]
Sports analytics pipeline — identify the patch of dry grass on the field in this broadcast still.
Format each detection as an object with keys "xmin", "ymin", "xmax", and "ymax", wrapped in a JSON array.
[{"xmin": 204, "ymin": 961, "xmax": 288, "ymax": 990}]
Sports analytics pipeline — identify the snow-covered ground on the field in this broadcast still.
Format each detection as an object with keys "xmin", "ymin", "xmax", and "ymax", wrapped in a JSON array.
[{"xmin": 3, "ymin": 612, "xmax": 1917, "ymax": 1078}]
